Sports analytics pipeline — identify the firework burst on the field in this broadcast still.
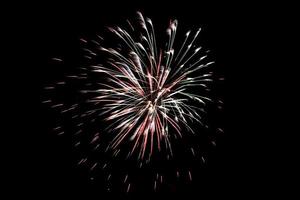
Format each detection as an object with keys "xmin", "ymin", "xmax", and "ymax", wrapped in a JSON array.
[
  {"xmin": 42, "ymin": 12, "xmax": 223, "ymax": 192},
  {"xmin": 91, "ymin": 12, "xmax": 214, "ymax": 160}
]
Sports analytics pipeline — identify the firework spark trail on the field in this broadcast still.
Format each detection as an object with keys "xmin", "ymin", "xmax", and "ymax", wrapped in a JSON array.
[{"xmin": 88, "ymin": 12, "xmax": 214, "ymax": 160}]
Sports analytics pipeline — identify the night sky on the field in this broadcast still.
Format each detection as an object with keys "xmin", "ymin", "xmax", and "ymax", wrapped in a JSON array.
[{"xmin": 12, "ymin": 0, "xmax": 287, "ymax": 198}]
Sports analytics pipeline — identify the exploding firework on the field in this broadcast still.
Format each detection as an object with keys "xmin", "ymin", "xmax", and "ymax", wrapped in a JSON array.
[
  {"xmin": 92, "ymin": 12, "xmax": 215, "ymax": 160},
  {"xmin": 42, "ymin": 12, "xmax": 223, "ymax": 192}
]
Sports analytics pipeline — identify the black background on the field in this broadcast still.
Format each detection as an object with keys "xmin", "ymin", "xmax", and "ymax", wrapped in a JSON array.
[{"xmin": 9, "ymin": 0, "xmax": 293, "ymax": 198}]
